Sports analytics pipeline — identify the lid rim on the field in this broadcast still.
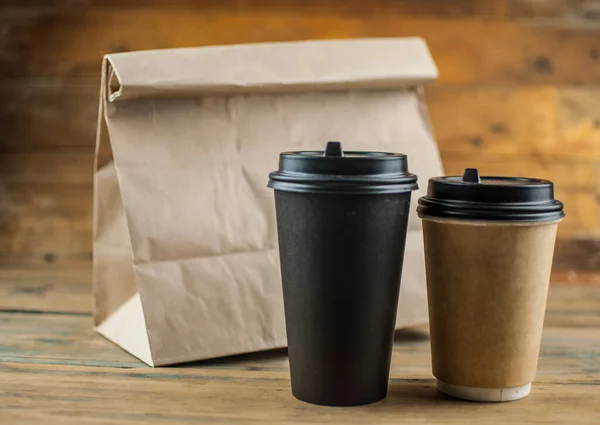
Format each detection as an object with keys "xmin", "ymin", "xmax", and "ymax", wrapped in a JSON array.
[
  {"xmin": 269, "ymin": 171, "xmax": 418, "ymax": 185},
  {"xmin": 432, "ymin": 176, "xmax": 553, "ymax": 186},
  {"xmin": 268, "ymin": 143, "xmax": 417, "ymax": 194},
  {"xmin": 418, "ymin": 170, "xmax": 564, "ymax": 222},
  {"xmin": 418, "ymin": 197, "xmax": 565, "ymax": 222},
  {"xmin": 281, "ymin": 150, "xmax": 407, "ymax": 159},
  {"xmin": 418, "ymin": 198, "xmax": 565, "ymax": 210}
]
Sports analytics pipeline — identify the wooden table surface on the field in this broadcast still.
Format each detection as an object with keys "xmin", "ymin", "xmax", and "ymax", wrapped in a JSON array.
[{"xmin": 1, "ymin": 270, "xmax": 599, "ymax": 424}]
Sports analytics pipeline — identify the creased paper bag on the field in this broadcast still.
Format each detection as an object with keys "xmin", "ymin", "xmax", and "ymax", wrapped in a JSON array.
[{"xmin": 93, "ymin": 38, "xmax": 442, "ymax": 366}]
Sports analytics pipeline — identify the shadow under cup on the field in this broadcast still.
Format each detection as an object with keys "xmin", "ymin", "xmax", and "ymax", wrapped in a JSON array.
[{"xmin": 418, "ymin": 169, "xmax": 565, "ymax": 402}]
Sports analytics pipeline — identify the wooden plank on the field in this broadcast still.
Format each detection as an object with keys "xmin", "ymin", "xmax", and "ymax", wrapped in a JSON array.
[
  {"xmin": 0, "ymin": 286, "xmax": 597, "ymax": 367},
  {"xmin": 428, "ymin": 85, "xmax": 600, "ymax": 160},
  {"xmin": 0, "ymin": 311, "xmax": 141, "ymax": 368},
  {"xmin": 0, "ymin": 9, "xmax": 598, "ymax": 83},
  {"xmin": 555, "ymin": 188, "xmax": 600, "ymax": 237},
  {"xmin": 426, "ymin": 85, "xmax": 561, "ymax": 157},
  {"xmin": 0, "ymin": 152, "xmax": 94, "ymax": 184},
  {"xmin": 0, "ymin": 378, "xmax": 597, "ymax": 425},
  {"xmin": 0, "ymin": 321, "xmax": 599, "ymax": 425},
  {"xmin": 0, "ymin": 317, "xmax": 598, "ymax": 378},
  {"xmin": 0, "ymin": 255, "xmax": 92, "ymax": 270},
  {"xmin": 0, "ymin": 183, "xmax": 92, "ymax": 266},
  {"xmin": 0, "ymin": 312, "xmax": 426, "ymax": 371},
  {"xmin": 2, "ymin": 362, "xmax": 597, "ymax": 425},
  {"xmin": 0, "ymin": 82, "xmax": 99, "ymax": 268},
  {"xmin": 3, "ymin": 0, "xmax": 600, "ymax": 19},
  {"xmin": 2, "ymin": 263, "xmax": 597, "ymax": 316},
  {"xmin": 554, "ymin": 238, "xmax": 600, "ymax": 271},
  {"xmin": 0, "ymin": 81, "xmax": 98, "ymax": 150},
  {"xmin": 551, "ymin": 269, "xmax": 600, "ymax": 284},
  {"xmin": 557, "ymin": 87, "xmax": 600, "ymax": 160},
  {"xmin": 545, "ymin": 285, "xmax": 600, "ymax": 327},
  {"xmin": 0, "ymin": 268, "xmax": 91, "ymax": 313}
]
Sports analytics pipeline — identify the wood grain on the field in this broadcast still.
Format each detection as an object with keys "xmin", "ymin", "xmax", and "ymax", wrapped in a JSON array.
[
  {"xmin": 0, "ymin": 182, "xmax": 91, "ymax": 264},
  {"xmin": 555, "ymin": 188, "xmax": 600, "ymax": 237},
  {"xmin": 0, "ymin": 9, "xmax": 598, "ymax": 83},
  {"xmin": 0, "ymin": 82, "xmax": 97, "ymax": 150},
  {"xmin": 545, "ymin": 284, "xmax": 600, "ymax": 327},
  {"xmin": 427, "ymin": 86, "xmax": 560, "ymax": 157},
  {"xmin": 4, "ymin": 0, "xmax": 600, "ymax": 19},
  {"xmin": 551, "ymin": 269, "xmax": 600, "ymax": 284},
  {"xmin": 554, "ymin": 238, "xmax": 600, "ymax": 271},
  {"xmin": 0, "ymin": 312, "xmax": 140, "ymax": 367},
  {"xmin": 430, "ymin": 85, "xmax": 600, "ymax": 160},
  {"xmin": 0, "ymin": 283, "xmax": 597, "ymax": 423},
  {"xmin": 0, "ymin": 268, "xmax": 91, "ymax": 313},
  {"xmin": 2, "ymin": 361, "xmax": 598, "ymax": 425},
  {"xmin": 0, "ymin": 318, "xmax": 598, "ymax": 424},
  {"xmin": 0, "ymin": 153, "xmax": 94, "ymax": 184},
  {"xmin": 557, "ymin": 87, "xmax": 600, "ymax": 159},
  {"xmin": 2, "ymin": 260, "xmax": 597, "ymax": 315},
  {"xmin": 1, "ymin": 269, "xmax": 597, "ymax": 321}
]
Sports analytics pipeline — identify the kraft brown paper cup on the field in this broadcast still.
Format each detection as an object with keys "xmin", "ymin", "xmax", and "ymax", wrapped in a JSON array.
[{"xmin": 421, "ymin": 217, "xmax": 561, "ymax": 402}]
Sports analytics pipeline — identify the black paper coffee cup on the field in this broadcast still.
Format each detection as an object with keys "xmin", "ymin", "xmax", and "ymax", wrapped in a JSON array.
[{"xmin": 268, "ymin": 142, "xmax": 418, "ymax": 406}]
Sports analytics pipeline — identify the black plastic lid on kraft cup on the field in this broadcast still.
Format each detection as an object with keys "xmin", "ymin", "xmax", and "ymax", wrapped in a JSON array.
[
  {"xmin": 417, "ymin": 168, "xmax": 565, "ymax": 222},
  {"xmin": 268, "ymin": 142, "xmax": 418, "ymax": 194}
]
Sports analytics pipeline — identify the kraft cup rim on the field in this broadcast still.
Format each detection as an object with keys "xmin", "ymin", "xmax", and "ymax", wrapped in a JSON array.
[{"xmin": 418, "ymin": 214, "xmax": 563, "ymax": 226}]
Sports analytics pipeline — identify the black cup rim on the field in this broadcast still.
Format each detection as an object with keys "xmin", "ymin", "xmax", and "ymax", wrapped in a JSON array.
[{"xmin": 269, "ymin": 150, "xmax": 418, "ymax": 194}]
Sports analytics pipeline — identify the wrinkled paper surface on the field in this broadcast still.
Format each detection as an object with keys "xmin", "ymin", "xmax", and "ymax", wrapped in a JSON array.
[{"xmin": 94, "ymin": 38, "xmax": 443, "ymax": 366}]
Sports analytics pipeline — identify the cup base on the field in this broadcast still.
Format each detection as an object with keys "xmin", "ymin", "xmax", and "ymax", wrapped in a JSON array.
[
  {"xmin": 292, "ymin": 389, "xmax": 387, "ymax": 407},
  {"xmin": 436, "ymin": 380, "xmax": 531, "ymax": 402}
]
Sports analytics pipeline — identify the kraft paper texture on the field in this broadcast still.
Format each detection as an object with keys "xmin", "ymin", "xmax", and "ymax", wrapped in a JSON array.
[
  {"xmin": 422, "ymin": 218, "xmax": 559, "ymax": 388},
  {"xmin": 94, "ymin": 38, "xmax": 442, "ymax": 366}
]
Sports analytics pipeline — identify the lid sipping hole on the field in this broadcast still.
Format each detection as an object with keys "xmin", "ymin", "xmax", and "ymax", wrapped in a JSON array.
[
  {"xmin": 324, "ymin": 141, "xmax": 344, "ymax": 157},
  {"xmin": 462, "ymin": 168, "xmax": 481, "ymax": 184}
]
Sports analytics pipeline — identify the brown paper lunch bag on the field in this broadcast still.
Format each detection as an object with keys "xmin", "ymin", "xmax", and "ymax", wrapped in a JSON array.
[{"xmin": 93, "ymin": 38, "xmax": 443, "ymax": 366}]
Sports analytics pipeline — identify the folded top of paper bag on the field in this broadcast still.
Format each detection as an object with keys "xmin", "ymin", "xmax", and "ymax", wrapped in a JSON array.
[{"xmin": 105, "ymin": 38, "xmax": 438, "ymax": 102}]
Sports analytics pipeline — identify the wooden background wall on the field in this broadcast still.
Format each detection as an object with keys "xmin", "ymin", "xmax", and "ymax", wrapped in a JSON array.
[{"xmin": 1, "ymin": 0, "xmax": 599, "ymax": 285}]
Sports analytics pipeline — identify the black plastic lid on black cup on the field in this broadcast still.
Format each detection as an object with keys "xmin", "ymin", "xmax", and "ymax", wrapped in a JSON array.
[
  {"xmin": 417, "ymin": 168, "xmax": 565, "ymax": 222},
  {"xmin": 268, "ymin": 142, "xmax": 418, "ymax": 194}
]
